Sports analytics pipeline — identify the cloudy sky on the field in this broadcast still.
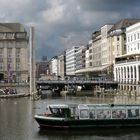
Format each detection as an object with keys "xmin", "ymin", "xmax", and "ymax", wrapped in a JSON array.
[{"xmin": 0, "ymin": 0, "xmax": 140, "ymax": 60}]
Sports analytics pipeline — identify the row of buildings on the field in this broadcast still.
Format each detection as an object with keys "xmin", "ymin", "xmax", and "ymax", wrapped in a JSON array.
[
  {"xmin": 42, "ymin": 19, "xmax": 140, "ymax": 92},
  {"xmin": 1, "ymin": 20, "xmax": 140, "ymax": 92}
]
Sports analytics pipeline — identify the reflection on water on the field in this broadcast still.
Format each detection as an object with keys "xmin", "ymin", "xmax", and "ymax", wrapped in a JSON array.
[
  {"xmin": 37, "ymin": 127, "xmax": 140, "ymax": 140},
  {"xmin": 0, "ymin": 93, "xmax": 140, "ymax": 140}
]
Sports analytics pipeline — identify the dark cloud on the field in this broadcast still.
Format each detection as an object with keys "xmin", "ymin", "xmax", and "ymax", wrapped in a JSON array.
[
  {"xmin": 0, "ymin": 0, "xmax": 140, "ymax": 60},
  {"xmin": 78, "ymin": 0, "xmax": 139, "ymax": 11}
]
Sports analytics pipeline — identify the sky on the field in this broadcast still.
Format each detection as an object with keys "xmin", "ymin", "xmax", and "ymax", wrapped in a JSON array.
[{"xmin": 0, "ymin": 0, "xmax": 140, "ymax": 61}]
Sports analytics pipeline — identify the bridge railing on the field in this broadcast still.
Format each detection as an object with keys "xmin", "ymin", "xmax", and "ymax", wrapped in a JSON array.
[{"xmin": 36, "ymin": 80, "xmax": 118, "ymax": 85}]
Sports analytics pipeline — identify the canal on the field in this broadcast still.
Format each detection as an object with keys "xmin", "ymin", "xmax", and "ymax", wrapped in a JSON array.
[{"xmin": 0, "ymin": 94, "xmax": 140, "ymax": 140}]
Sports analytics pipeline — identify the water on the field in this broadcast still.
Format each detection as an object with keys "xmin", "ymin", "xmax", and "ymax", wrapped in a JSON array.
[{"xmin": 0, "ymin": 95, "xmax": 140, "ymax": 140}]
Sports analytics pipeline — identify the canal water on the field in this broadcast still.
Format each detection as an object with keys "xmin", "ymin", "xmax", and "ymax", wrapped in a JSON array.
[{"xmin": 0, "ymin": 94, "xmax": 140, "ymax": 140}]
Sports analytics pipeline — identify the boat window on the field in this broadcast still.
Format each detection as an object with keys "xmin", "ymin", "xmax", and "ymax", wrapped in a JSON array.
[
  {"xmin": 89, "ymin": 109, "xmax": 95, "ymax": 119},
  {"xmin": 50, "ymin": 108, "xmax": 59, "ymax": 114},
  {"xmin": 112, "ymin": 109, "xmax": 126, "ymax": 119},
  {"xmin": 128, "ymin": 109, "xmax": 139, "ymax": 118},
  {"xmin": 97, "ymin": 109, "xmax": 111, "ymax": 119},
  {"xmin": 60, "ymin": 108, "xmax": 71, "ymax": 118},
  {"xmin": 79, "ymin": 109, "xmax": 89, "ymax": 119},
  {"xmin": 70, "ymin": 107, "xmax": 77, "ymax": 118}
]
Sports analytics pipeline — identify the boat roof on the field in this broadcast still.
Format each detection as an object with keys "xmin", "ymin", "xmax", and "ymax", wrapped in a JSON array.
[
  {"xmin": 78, "ymin": 104, "xmax": 140, "ymax": 109},
  {"xmin": 48, "ymin": 104, "xmax": 140, "ymax": 109},
  {"xmin": 48, "ymin": 104, "xmax": 77, "ymax": 109}
]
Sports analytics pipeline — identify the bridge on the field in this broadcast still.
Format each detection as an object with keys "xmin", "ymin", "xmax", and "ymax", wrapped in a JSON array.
[{"xmin": 36, "ymin": 80, "xmax": 118, "ymax": 91}]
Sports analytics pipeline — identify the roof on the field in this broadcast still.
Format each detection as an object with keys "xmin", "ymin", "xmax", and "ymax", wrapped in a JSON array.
[
  {"xmin": 108, "ymin": 19, "xmax": 140, "ymax": 33},
  {"xmin": 115, "ymin": 53, "xmax": 140, "ymax": 59},
  {"xmin": 49, "ymin": 105, "xmax": 69, "ymax": 109},
  {"xmin": 0, "ymin": 23, "xmax": 25, "ymax": 32},
  {"xmin": 49, "ymin": 104, "xmax": 77, "ymax": 109},
  {"xmin": 75, "ymin": 65, "xmax": 111, "ymax": 74}
]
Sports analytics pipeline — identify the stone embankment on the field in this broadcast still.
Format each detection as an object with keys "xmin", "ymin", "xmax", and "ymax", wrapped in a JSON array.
[
  {"xmin": 0, "ymin": 83, "xmax": 30, "ymax": 98},
  {"xmin": 0, "ymin": 93, "xmax": 30, "ymax": 98}
]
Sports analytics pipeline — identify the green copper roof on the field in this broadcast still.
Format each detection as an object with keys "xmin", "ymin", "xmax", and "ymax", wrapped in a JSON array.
[{"xmin": 0, "ymin": 23, "xmax": 25, "ymax": 32}]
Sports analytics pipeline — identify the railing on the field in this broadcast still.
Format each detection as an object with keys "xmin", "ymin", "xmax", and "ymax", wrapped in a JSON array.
[
  {"xmin": 115, "ymin": 58, "xmax": 140, "ymax": 64},
  {"xmin": 37, "ymin": 80, "xmax": 118, "ymax": 85}
]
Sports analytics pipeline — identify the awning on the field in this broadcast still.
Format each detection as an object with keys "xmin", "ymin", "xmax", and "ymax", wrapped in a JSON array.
[{"xmin": 75, "ymin": 65, "xmax": 111, "ymax": 74}]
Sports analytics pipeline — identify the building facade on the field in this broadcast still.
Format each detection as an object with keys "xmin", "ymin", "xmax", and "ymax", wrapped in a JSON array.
[
  {"xmin": 51, "ymin": 56, "xmax": 58, "ymax": 77},
  {"xmin": 57, "ymin": 53, "xmax": 65, "ymax": 80},
  {"xmin": 75, "ymin": 46, "xmax": 86, "ymax": 71},
  {"xmin": 85, "ymin": 45, "xmax": 89, "ymax": 69},
  {"xmin": 101, "ymin": 25, "xmax": 113, "ymax": 66},
  {"xmin": 77, "ymin": 19, "xmax": 140, "ymax": 80},
  {"xmin": 66, "ymin": 46, "xmax": 80, "ymax": 76},
  {"xmin": 114, "ymin": 22, "xmax": 140, "ymax": 91},
  {"xmin": 108, "ymin": 19, "xmax": 140, "ymax": 64},
  {"xmin": 0, "ymin": 23, "xmax": 28, "ymax": 83},
  {"xmin": 36, "ymin": 56, "xmax": 48, "ymax": 80}
]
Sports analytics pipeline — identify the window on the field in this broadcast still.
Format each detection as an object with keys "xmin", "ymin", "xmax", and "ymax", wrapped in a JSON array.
[
  {"xmin": 0, "ymin": 48, "xmax": 3, "ymax": 58},
  {"xmin": 7, "ymin": 63, "xmax": 12, "ymax": 71},
  {"xmin": 128, "ymin": 46, "xmax": 129, "ymax": 52},
  {"xmin": 128, "ymin": 109, "xmax": 139, "ymax": 118},
  {"xmin": 112, "ymin": 109, "xmax": 126, "ymax": 119},
  {"xmin": 89, "ymin": 110, "xmax": 95, "ymax": 119},
  {"xmin": 131, "ymin": 35, "xmax": 133, "ymax": 41},
  {"xmin": 124, "ymin": 37, "xmax": 126, "ymax": 41},
  {"xmin": 134, "ymin": 34, "xmax": 136, "ymax": 40},
  {"xmin": 89, "ymin": 49, "xmax": 92, "ymax": 53},
  {"xmin": 7, "ymin": 58, "xmax": 12, "ymax": 62},
  {"xmin": 80, "ymin": 109, "xmax": 89, "ymax": 119},
  {"xmin": 124, "ymin": 45, "xmax": 126, "ymax": 51},
  {"xmin": 0, "ymin": 63, "xmax": 3, "ymax": 70},
  {"xmin": 0, "ymin": 58, "xmax": 3, "ymax": 62},
  {"xmin": 138, "ymin": 33, "xmax": 139, "ymax": 39},
  {"xmin": 89, "ymin": 62, "xmax": 92, "ymax": 66},
  {"xmin": 7, "ymin": 48, "xmax": 12, "ymax": 58},
  {"xmin": 16, "ymin": 58, "xmax": 20, "ymax": 62},
  {"xmin": 6, "ymin": 33, "xmax": 14, "ymax": 39},
  {"xmin": 16, "ymin": 63, "xmax": 20, "ymax": 70},
  {"xmin": 0, "ymin": 48, "xmax": 3, "ymax": 54},
  {"xmin": 97, "ymin": 109, "xmax": 111, "ymax": 119},
  {"xmin": 89, "ymin": 55, "xmax": 92, "ymax": 60},
  {"xmin": 128, "ymin": 36, "xmax": 130, "ymax": 42},
  {"xmin": 16, "ymin": 48, "xmax": 20, "ymax": 58},
  {"xmin": 117, "ymin": 45, "xmax": 119, "ymax": 51}
]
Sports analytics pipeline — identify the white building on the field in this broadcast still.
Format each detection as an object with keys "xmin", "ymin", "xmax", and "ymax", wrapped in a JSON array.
[
  {"xmin": 114, "ymin": 22, "xmax": 140, "ymax": 91},
  {"xmin": 66, "ymin": 46, "xmax": 80, "ymax": 76},
  {"xmin": 57, "ymin": 53, "xmax": 65, "ymax": 79},
  {"xmin": 85, "ymin": 46, "xmax": 89, "ymax": 68},
  {"xmin": 51, "ymin": 57, "xmax": 58, "ymax": 76}
]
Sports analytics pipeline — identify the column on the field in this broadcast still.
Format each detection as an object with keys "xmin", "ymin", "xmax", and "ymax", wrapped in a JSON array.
[
  {"xmin": 126, "ymin": 66, "xmax": 128, "ymax": 83},
  {"xmin": 132, "ymin": 66, "xmax": 135, "ymax": 84},
  {"xmin": 122, "ymin": 67, "xmax": 125, "ymax": 83},
  {"xmin": 136, "ymin": 65, "xmax": 139, "ymax": 82},
  {"xmin": 129, "ymin": 66, "xmax": 131, "ymax": 83},
  {"xmin": 118, "ymin": 67, "xmax": 120, "ymax": 82},
  {"xmin": 120, "ymin": 67, "xmax": 122, "ymax": 83},
  {"xmin": 114, "ymin": 68, "xmax": 117, "ymax": 81}
]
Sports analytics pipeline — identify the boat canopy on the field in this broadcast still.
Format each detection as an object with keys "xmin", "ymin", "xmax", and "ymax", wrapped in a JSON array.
[
  {"xmin": 49, "ymin": 104, "xmax": 69, "ymax": 109},
  {"xmin": 77, "ymin": 104, "xmax": 140, "ymax": 120}
]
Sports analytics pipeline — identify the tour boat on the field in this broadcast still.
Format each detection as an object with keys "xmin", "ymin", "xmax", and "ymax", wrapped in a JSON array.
[{"xmin": 34, "ymin": 104, "xmax": 140, "ymax": 130}]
